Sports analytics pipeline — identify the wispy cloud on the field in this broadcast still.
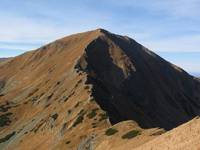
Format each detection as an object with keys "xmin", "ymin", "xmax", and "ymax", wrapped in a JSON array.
[
  {"xmin": 142, "ymin": 35, "xmax": 200, "ymax": 52},
  {"xmin": 0, "ymin": 0, "xmax": 200, "ymax": 52},
  {"xmin": 0, "ymin": 0, "xmax": 200, "ymax": 72}
]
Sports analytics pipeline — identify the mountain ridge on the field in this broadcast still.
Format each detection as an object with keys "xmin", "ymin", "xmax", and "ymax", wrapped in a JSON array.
[{"xmin": 0, "ymin": 29, "xmax": 200, "ymax": 149}]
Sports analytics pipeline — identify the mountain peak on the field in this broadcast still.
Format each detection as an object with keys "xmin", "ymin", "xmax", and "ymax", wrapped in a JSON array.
[
  {"xmin": 94, "ymin": 28, "xmax": 107, "ymax": 32},
  {"xmin": 94, "ymin": 28, "xmax": 110, "ymax": 34},
  {"xmin": 1, "ymin": 29, "xmax": 200, "ymax": 149}
]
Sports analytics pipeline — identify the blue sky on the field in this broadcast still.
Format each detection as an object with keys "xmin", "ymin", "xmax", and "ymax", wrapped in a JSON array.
[{"xmin": 0, "ymin": 0, "xmax": 200, "ymax": 74}]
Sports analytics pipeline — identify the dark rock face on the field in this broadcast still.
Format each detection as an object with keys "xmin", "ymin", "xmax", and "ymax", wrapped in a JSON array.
[{"xmin": 76, "ymin": 30, "xmax": 200, "ymax": 130}]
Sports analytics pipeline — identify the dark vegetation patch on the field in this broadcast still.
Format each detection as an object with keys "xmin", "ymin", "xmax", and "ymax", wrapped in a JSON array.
[
  {"xmin": 31, "ymin": 96, "xmax": 39, "ymax": 103},
  {"xmin": 0, "ymin": 131, "xmax": 16, "ymax": 143},
  {"xmin": 56, "ymin": 81, "xmax": 61, "ymax": 85},
  {"xmin": 77, "ymin": 79, "xmax": 83, "ymax": 84},
  {"xmin": 84, "ymin": 85, "xmax": 90, "ymax": 90},
  {"xmin": 62, "ymin": 96, "xmax": 69, "ymax": 102},
  {"xmin": 105, "ymin": 128, "xmax": 118, "ymax": 136},
  {"xmin": 47, "ymin": 93, "xmax": 54, "ymax": 101},
  {"xmin": 0, "ymin": 102, "xmax": 11, "ymax": 112},
  {"xmin": 78, "ymin": 109, "xmax": 85, "ymax": 115},
  {"xmin": 0, "ymin": 112, "xmax": 12, "ymax": 127},
  {"xmin": 151, "ymin": 130, "xmax": 165, "ymax": 136},
  {"xmin": 51, "ymin": 113, "xmax": 58, "ymax": 120},
  {"xmin": 0, "ymin": 80, "xmax": 6, "ymax": 93},
  {"xmin": 24, "ymin": 131, "xmax": 28, "ymax": 134},
  {"xmin": 44, "ymin": 93, "xmax": 54, "ymax": 106},
  {"xmin": 65, "ymin": 140, "xmax": 71, "ymax": 144},
  {"xmin": 74, "ymin": 102, "xmax": 81, "ymax": 108},
  {"xmin": 62, "ymin": 91, "xmax": 75, "ymax": 103},
  {"xmin": 87, "ymin": 108, "xmax": 98, "ymax": 119},
  {"xmin": 64, "ymin": 97, "xmax": 69, "ymax": 102},
  {"xmin": 30, "ymin": 92, "xmax": 45, "ymax": 105},
  {"xmin": 91, "ymin": 122, "xmax": 97, "ymax": 128},
  {"xmin": 72, "ymin": 110, "xmax": 85, "ymax": 127},
  {"xmin": 0, "ymin": 94, "xmax": 5, "ymax": 97},
  {"xmin": 74, "ymin": 79, "xmax": 83, "ymax": 88},
  {"xmin": 23, "ymin": 101, "xmax": 28, "ymax": 105},
  {"xmin": 68, "ymin": 109, "xmax": 72, "ymax": 115},
  {"xmin": 121, "ymin": 130, "xmax": 141, "ymax": 139},
  {"xmin": 99, "ymin": 112, "xmax": 108, "ymax": 122},
  {"xmin": 73, "ymin": 116, "xmax": 84, "ymax": 127}
]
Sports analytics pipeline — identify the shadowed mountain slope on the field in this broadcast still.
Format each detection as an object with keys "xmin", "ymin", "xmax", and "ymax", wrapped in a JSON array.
[
  {"xmin": 0, "ymin": 29, "xmax": 200, "ymax": 149},
  {"xmin": 76, "ymin": 29, "xmax": 200, "ymax": 130}
]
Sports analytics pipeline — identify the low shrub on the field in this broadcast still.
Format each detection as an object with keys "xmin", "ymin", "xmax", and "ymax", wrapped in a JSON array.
[
  {"xmin": 0, "ymin": 104, "xmax": 10, "ymax": 112},
  {"xmin": 74, "ymin": 102, "xmax": 80, "ymax": 108},
  {"xmin": 91, "ymin": 122, "xmax": 97, "ymax": 128},
  {"xmin": 68, "ymin": 109, "xmax": 72, "ymax": 114},
  {"xmin": 105, "ymin": 128, "xmax": 118, "ymax": 136},
  {"xmin": 99, "ymin": 112, "xmax": 108, "ymax": 121},
  {"xmin": 66, "ymin": 140, "xmax": 71, "ymax": 144},
  {"xmin": 51, "ymin": 113, "xmax": 58, "ymax": 120},
  {"xmin": 0, "ymin": 131, "xmax": 16, "ymax": 143},
  {"xmin": 73, "ymin": 115, "xmax": 84, "ymax": 127},
  {"xmin": 121, "ymin": 130, "xmax": 141, "ymax": 139},
  {"xmin": 87, "ymin": 108, "xmax": 98, "ymax": 119},
  {"xmin": 0, "ymin": 112, "xmax": 12, "ymax": 127}
]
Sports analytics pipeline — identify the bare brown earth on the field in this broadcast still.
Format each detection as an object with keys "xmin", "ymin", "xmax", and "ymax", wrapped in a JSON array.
[
  {"xmin": 0, "ymin": 29, "xmax": 200, "ymax": 150},
  {"xmin": 135, "ymin": 117, "xmax": 200, "ymax": 150},
  {"xmin": 97, "ymin": 117, "xmax": 200, "ymax": 150},
  {"xmin": 94, "ymin": 121, "xmax": 164, "ymax": 150},
  {"xmin": 0, "ymin": 30, "xmax": 109, "ymax": 150}
]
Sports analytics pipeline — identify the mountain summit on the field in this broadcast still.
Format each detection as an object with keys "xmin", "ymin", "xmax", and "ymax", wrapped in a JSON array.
[{"xmin": 0, "ymin": 29, "xmax": 200, "ymax": 149}]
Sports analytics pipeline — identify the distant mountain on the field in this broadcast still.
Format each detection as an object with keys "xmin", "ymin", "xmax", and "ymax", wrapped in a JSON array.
[
  {"xmin": 0, "ymin": 58, "xmax": 8, "ymax": 62},
  {"xmin": 192, "ymin": 72, "xmax": 200, "ymax": 77},
  {"xmin": 0, "ymin": 29, "xmax": 200, "ymax": 149}
]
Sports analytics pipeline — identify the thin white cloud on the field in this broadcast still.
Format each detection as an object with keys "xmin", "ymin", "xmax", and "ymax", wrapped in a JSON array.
[
  {"xmin": 141, "ymin": 35, "xmax": 200, "ymax": 52},
  {"xmin": 0, "ymin": 43, "xmax": 37, "ymax": 51},
  {"xmin": 151, "ymin": 0, "xmax": 200, "ymax": 18},
  {"xmin": 108, "ymin": 0, "xmax": 200, "ymax": 19},
  {"xmin": 0, "ymin": 0, "xmax": 200, "ymax": 54},
  {"xmin": 171, "ymin": 61, "xmax": 200, "ymax": 73}
]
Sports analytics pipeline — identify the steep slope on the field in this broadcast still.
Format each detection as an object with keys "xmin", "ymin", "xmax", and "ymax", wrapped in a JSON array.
[
  {"xmin": 135, "ymin": 117, "xmax": 200, "ymax": 150},
  {"xmin": 94, "ymin": 121, "xmax": 165, "ymax": 150},
  {"xmin": 0, "ymin": 29, "xmax": 200, "ymax": 150},
  {"xmin": 76, "ymin": 29, "xmax": 200, "ymax": 130},
  {"xmin": 0, "ymin": 30, "xmax": 110, "ymax": 150}
]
